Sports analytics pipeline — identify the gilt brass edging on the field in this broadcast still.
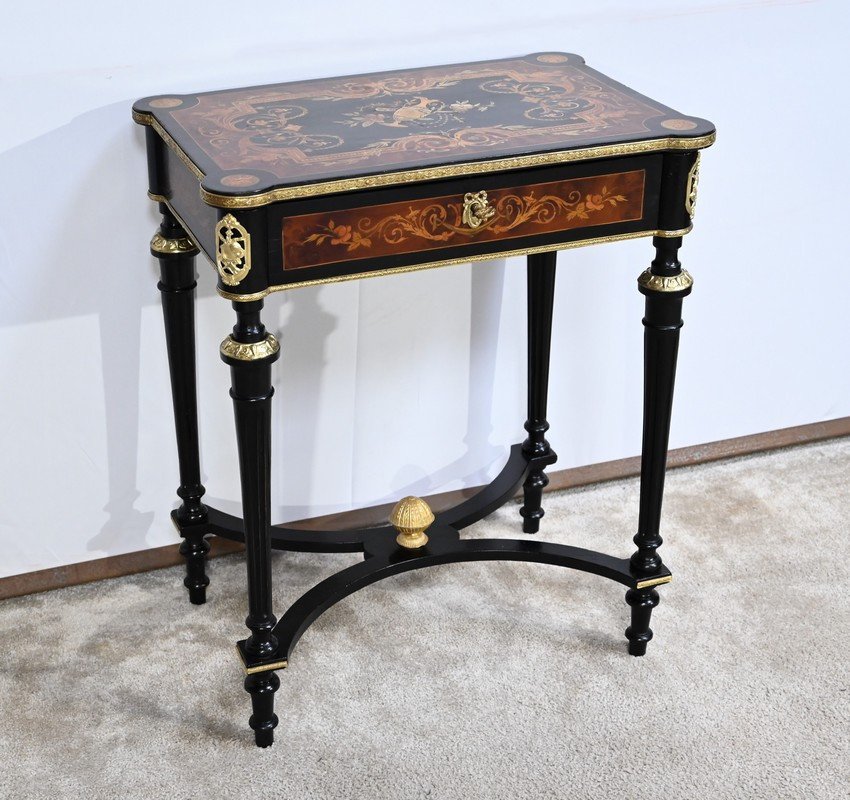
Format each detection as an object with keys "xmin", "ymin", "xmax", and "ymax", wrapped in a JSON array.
[
  {"xmin": 243, "ymin": 661, "xmax": 288, "ymax": 675},
  {"xmin": 202, "ymin": 133, "xmax": 716, "ymax": 208},
  {"xmin": 235, "ymin": 646, "xmax": 288, "ymax": 675},
  {"xmin": 134, "ymin": 107, "xmax": 715, "ymax": 208},
  {"xmin": 134, "ymin": 111, "xmax": 205, "ymax": 181},
  {"xmin": 220, "ymin": 334, "xmax": 280, "ymax": 361},
  {"xmin": 637, "ymin": 269, "xmax": 694, "ymax": 293},
  {"xmin": 217, "ymin": 227, "xmax": 690, "ymax": 300},
  {"xmin": 653, "ymin": 225, "xmax": 692, "ymax": 238},
  {"xmin": 635, "ymin": 575, "xmax": 672, "ymax": 589}
]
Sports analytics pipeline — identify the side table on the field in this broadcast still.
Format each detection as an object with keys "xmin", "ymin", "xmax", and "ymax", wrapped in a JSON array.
[{"xmin": 133, "ymin": 53, "xmax": 714, "ymax": 747}]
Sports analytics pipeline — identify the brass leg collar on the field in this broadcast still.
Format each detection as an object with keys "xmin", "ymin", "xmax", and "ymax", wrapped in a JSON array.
[
  {"xmin": 150, "ymin": 232, "xmax": 198, "ymax": 255},
  {"xmin": 637, "ymin": 269, "xmax": 693, "ymax": 293},
  {"xmin": 220, "ymin": 333, "xmax": 280, "ymax": 362}
]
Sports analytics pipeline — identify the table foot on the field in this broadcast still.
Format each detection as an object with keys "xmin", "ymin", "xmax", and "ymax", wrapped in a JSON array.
[
  {"xmin": 519, "ymin": 469, "xmax": 549, "ymax": 533},
  {"xmin": 625, "ymin": 586, "xmax": 660, "ymax": 656},
  {"xmin": 177, "ymin": 526, "xmax": 210, "ymax": 605},
  {"xmin": 245, "ymin": 671, "xmax": 280, "ymax": 748}
]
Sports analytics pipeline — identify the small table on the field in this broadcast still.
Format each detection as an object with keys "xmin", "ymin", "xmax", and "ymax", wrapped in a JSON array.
[{"xmin": 134, "ymin": 53, "xmax": 714, "ymax": 747}]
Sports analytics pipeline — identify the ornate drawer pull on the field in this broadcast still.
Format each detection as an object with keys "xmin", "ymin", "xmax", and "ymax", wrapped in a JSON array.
[{"xmin": 461, "ymin": 190, "xmax": 496, "ymax": 230}]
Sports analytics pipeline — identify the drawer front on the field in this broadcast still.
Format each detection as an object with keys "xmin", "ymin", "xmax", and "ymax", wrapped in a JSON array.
[{"xmin": 281, "ymin": 169, "xmax": 646, "ymax": 271}]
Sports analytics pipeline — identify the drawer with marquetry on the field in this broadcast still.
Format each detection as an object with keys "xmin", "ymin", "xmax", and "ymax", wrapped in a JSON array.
[{"xmin": 272, "ymin": 158, "xmax": 658, "ymax": 281}]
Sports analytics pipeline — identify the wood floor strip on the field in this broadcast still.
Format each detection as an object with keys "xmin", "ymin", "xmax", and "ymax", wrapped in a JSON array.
[{"xmin": 2, "ymin": 417, "xmax": 847, "ymax": 601}]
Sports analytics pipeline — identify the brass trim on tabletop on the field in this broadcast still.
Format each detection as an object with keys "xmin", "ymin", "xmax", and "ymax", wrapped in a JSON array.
[
  {"xmin": 201, "ymin": 134, "xmax": 717, "ymax": 208},
  {"xmin": 134, "ymin": 108, "xmax": 716, "ymax": 207},
  {"xmin": 134, "ymin": 111, "xmax": 205, "ymax": 181}
]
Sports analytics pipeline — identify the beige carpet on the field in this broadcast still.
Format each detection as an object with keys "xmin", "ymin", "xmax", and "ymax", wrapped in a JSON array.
[{"xmin": 1, "ymin": 439, "xmax": 848, "ymax": 799}]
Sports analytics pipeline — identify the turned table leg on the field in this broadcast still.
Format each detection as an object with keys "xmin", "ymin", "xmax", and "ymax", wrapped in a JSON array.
[
  {"xmin": 221, "ymin": 300, "xmax": 282, "ymax": 747},
  {"xmin": 520, "ymin": 251, "xmax": 558, "ymax": 533},
  {"xmin": 152, "ymin": 207, "xmax": 210, "ymax": 605},
  {"xmin": 626, "ymin": 236, "xmax": 693, "ymax": 655}
]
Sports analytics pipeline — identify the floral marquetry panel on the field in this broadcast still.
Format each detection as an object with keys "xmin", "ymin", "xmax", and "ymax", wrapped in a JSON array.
[
  {"xmin": 133, "ymin": 53, "xmax": 714, "ymax": 206},
  {"xmin": 282, "ymin": 170, "xmax": 646, "ymax": 269}
]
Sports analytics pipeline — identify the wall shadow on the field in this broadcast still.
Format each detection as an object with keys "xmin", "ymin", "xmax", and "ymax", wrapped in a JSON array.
[
  {"xmin": 0, "ymin": 102, "xmax": 514, "ymax": 559},
  {"xmin": 390, "ymin": 259, "xmax": 510, "ymax": 506},
  {"xmin": 345, "ymin": 260, "xmax": 511, "ymax": 525},
  {"xmin": 271, "ymin": 284, "xmax": 338, "ymax": 520},
  {"xmin": 0, "ymin": 103, "xmax": 224, "ymax": 557}
]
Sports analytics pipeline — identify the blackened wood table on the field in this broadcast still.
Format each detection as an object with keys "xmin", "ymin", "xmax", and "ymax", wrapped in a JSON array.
[{"xmin": 133, "ymin": 53, "xmax": 714, "ymax": 747}]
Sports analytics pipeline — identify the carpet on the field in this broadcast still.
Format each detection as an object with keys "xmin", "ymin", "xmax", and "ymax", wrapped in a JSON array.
[{"xmin": 1, "ymin": 439, "xmax": 848, "ymax": 799}]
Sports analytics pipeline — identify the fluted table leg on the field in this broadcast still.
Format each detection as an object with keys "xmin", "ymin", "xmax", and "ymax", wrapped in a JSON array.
[
  {"xmin": 221, "ymin": 300, "xmax": 282, "ymax": 746},
  {"xmin": 626, "ymin": 236, "xmax": 693, "ymax": 656},
  {"xmin": 520, "ymin": 251, "xmax": 558, "ymax": 533},
  {"xmin": 152, "ymin": 207, "xmax": 210, "ymax": 605}
]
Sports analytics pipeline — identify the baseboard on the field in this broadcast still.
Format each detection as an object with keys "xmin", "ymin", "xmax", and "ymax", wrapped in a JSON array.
[{"xmin": 2, "ymin": 417, "xmax": 847, "ymax": 601}]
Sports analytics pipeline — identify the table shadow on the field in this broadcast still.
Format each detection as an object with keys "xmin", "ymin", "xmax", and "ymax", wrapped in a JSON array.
[
  {"xmin": 0, "ymin": 101, "xmax": 517, "ymax": 555},
  {"xmin": 0, "ymin": 104, "xmax": 225, "ymax": 556}
]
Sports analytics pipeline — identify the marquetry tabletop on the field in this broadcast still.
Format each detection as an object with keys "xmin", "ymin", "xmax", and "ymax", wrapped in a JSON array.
[{"xmin": 133, "ymin": 52, "xmax": 714, "ymax": 209}]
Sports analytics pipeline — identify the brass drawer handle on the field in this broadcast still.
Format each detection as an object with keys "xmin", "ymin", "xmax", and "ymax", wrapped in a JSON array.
[{"xmin": 462, "ymin": 190, "xmax": 496, "ymax": 230}]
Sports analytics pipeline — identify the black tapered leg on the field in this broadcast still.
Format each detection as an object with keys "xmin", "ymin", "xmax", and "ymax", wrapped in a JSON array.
[
  {"xmin": 153, "ymin": 207, "xmax": 210, "ymax": 605},
  {"xmin": 221, "ymin": 300, "xmax": 282, "ymax": 746},
  {"xmin": 626, "ymin": 236, "xmax": 692, "ymax": 655},
  {"xmin": 520, "ymin": 251, "xmax": 557, "ymax": 533}
]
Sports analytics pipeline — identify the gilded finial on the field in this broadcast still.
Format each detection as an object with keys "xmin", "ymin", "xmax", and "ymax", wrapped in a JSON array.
[{"xmin": 389, "ymin": 496, "xmax": 434, "ymax": 549}]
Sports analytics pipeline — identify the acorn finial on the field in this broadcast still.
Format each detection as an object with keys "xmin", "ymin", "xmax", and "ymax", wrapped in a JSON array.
[{"xmin": 389, "ymin": 496, "xmax": 434, "ymax": 549}]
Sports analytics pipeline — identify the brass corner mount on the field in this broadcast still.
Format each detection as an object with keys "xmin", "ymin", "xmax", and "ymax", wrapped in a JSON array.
[{"xmin": 216, "ymin": 213, "xmax": 252, "ymax": 286}]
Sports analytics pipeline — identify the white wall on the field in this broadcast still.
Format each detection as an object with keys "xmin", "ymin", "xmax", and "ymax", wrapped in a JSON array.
[{"xmin": 1, "ymin": 1, "xmax": 848, "ymax": 577}]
